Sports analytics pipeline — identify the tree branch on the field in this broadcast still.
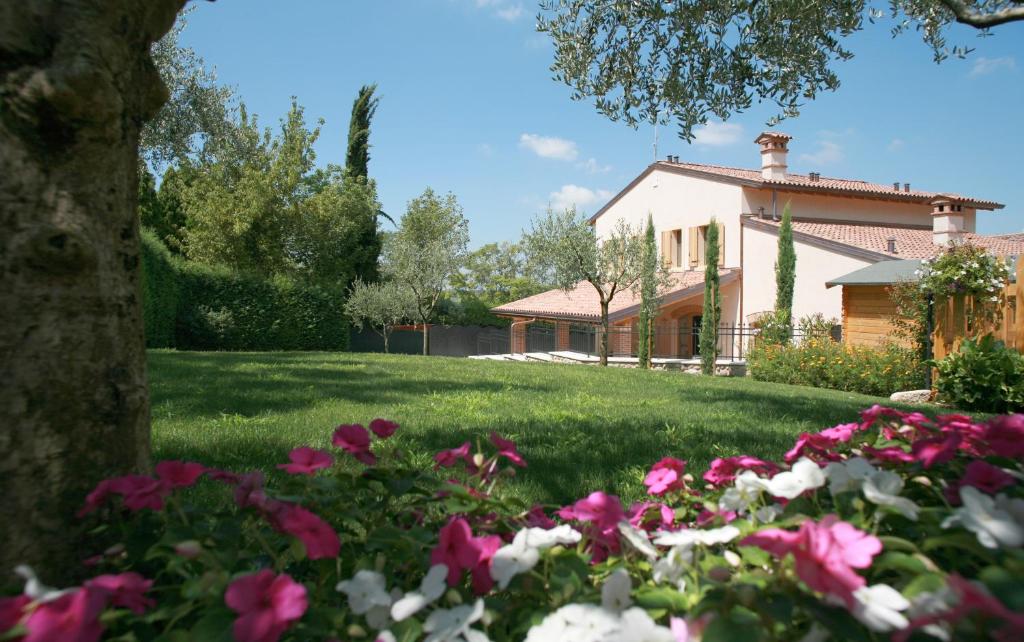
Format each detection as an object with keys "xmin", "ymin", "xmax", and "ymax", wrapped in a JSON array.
[{"xmin": 936, "ymin": 0, "xmax": 1024, "ymax": 27}]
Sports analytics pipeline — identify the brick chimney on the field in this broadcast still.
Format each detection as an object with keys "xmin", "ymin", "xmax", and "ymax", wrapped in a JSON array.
[
  {"xmin": 755, "ymin": 131, "xmax": 792, "ymax": 181},
  {"xmin": 931, "ymin": 196, "xmax": 967, "ymax": 245}
]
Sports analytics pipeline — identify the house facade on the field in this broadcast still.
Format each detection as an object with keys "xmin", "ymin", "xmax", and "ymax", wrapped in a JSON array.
[{"xmin": 493, "ymin": 132, "xmax": 1023, "ymax": 357}]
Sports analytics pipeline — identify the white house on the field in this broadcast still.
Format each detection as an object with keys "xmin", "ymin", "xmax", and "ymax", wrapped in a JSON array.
[{"xmin": 493, "ymin": 132, "xmax": 1023, "ymax": 357}]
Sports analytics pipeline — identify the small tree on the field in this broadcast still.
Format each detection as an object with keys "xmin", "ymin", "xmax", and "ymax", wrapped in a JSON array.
[
  {"xmin": 524, "ymin": 209, "xmax": 645, "ymax": 366},
  {"xmin": 637, "ymin": 214, "xmax": 658, "ymax": 369},
  {"xmin": 700, "ymin": 219, "xmax": 721, "ymax": 374},
  {"xmin": 383, "ymin": 188, "xmax": 470, "ymax": 355},
  {"xmin": 344, "ymin": 280, "xmax": 415, "ymax": 353},
  {"xmin": 774, "ymin": 204, "xmax": 796, "ymax": 342}
]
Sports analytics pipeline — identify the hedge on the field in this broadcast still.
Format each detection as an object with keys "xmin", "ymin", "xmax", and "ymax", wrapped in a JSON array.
[{"xmin": 140, "ymin": 229, "xmax": 348, "ymax": 351}]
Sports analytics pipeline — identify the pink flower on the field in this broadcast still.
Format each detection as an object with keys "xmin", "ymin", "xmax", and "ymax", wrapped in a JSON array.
[
  {"xmin": 696, "ymin": 508, "xmax": 737, "ymax": 527},
  {"xmin": 84, "ymin": 572, "xmax": 154, "ymax": 614},
  {"xmin": 860, "ymin": 445, "xmax": 915, "ymax": 464},
  {"xmin": 268, "ymin": 504, "xmax": 341, "ymax": 560},
  {"xmin": 961, "ymin": 460, "xmax": 1015, "ymax": 494},
  {"xmin": 784, "ymin": 432, "xmax": 843, "ymax": 464},
  {"xmin": 154, "ymin": 461, "xmax": 207, "ymax": 488},
  {"xmin": 895, "ymin": 574, "xmax": 1024, "ymax": 642},
  {"xmin": 911, "ymin": 433, "xmax": 961, "ymax": 468},
  {"xmin": 332, "ymin": 424, "xmax": 376, "ymax": 466},
  {"xmin": 233, "ymin": 471, "xmax": 268, "ymax": 510},
  {"xmin": 277, "ymin": 447, "xmax": 334, "ymax": 476},
  {"xmin": 23, "ymin": 588, "xmax": 107, "ymax": 642},
  {"xmin": 741, "ymin": 515, "xmax": 881, "ymax": 606},
  {"xmin": 524, "ymin": 505, "xmax": 556, "ymax": 529},
  {"xmin": 431, "ymin": 518, "xmax": 483, "ymax": 586},
  {"xmin": 434, "ymin": 442, "xmax": 472, "ymax": 469},
  {"xmin": 470, "ymin": 535, "xmax": 503, "ymax": 595},
  {"xmin": 628, "ymin": 502, "xmax": 677, "ymax": 531},
  {"xmin": 225, "ymin": 571, "xmax": 308, "ymax": 642},
  {"xmin": 77, "ymin": 475, "xmax": 171, "ymax": 516},
  {"xmin": 703, "ymin": 455, "xmax": 778, "ymax": 486},
  {"xmin": 490, "ymin": 432, "xmax": 526, "ymax": 467},
  {"xmin": 982, "ymin": 415, "xmax": 1024, "ymax": 459},
  {"xmin": 369, "ymin": 418, "xmax": 399, "ymax": 439},
  {"xmin": 644, "ymin": 457, "xmax": 687, "ymax": 495},
  {"xmin": 818, "ymin": 423, "xmax": 859, "ymax": 442},
  {"xmin": 571, "ymin": 491, "xmax": 625, "ymax": 531},
  {"xmin": 0, "ymin": 595, "xmax": 29, "ymax": 632}
]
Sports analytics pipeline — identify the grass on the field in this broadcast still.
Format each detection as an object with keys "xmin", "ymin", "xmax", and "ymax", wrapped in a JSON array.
[{"xmin": 149, "ymin": 350, "xmax": 920, "ymax": 507}]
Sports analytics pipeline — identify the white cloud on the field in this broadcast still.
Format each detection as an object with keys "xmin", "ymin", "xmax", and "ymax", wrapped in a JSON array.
[
  {"xmin": 799, "ymin": 140, "xmax": 844, "ymax": 166},
  {"xmin": 519, "ymin": 133, "xmax": 579, "ymax": 161},
  {"xmin": 970, "ymin": 56, "xmax": 1016, "ymax": 77},
  {"xmin": 496, "ymin": 4, "xmax": 524, "ymax": 21},
  {"xmin": 692, "ymin": 122, "xmax": 744, "ymax": 147},
  {"xmin": 887, "ymin": 138, "xmax": 905, "ymax": 152},
  {"xmin": 549, "ymin": 185, "xmax": 614, "ymax": 211},
  {"xmin": 578, "ymin": 157, "xmax": 612, "ymax": 174}
]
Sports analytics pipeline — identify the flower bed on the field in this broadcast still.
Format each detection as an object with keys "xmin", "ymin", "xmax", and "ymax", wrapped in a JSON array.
[
  {"xmin": 3, "ymin": 410, "xmax": 1024, "ymax": 641},
  {"xmin": 749, "ymin": 338, "xmax": 923, "ymax": 397}
]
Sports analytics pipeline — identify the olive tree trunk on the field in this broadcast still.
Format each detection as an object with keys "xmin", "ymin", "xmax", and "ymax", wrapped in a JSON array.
[{"xmin": 0, "ymin": 0, "xmax": 185, "ymax": 584}]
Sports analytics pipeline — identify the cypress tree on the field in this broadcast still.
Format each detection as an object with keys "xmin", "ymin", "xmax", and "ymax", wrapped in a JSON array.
[
  {"xmin": 774, "ymin": 204, "xmax": 796, "ymax": 341},
  {"xmin": 700, "ymin": 220, "xmax": 721, "ymax": 375},
  {"xmin": 637, "ymin": 214, "xmax": 658, "ymax": 369},
  {"xmin": 345, "ymin": 84, "xmax": 382, "ymax": 282}
]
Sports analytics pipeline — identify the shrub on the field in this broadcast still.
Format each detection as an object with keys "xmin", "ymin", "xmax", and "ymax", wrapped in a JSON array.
[
  {"xmin": 140, "ymin": 228, "xmax": 180, "ymax": 348},
  {"xmin": 141, "ymin": 229, "xmax": 348, "ymax": 351},
  {"xmin": 934, "ymin": 334, "xmax": 1024, "ymax": 413},
  {"xmin": 4, "ymin": 408, "xmax": 1024, "ymax": 641},
  {"xmin": 750, "ymin": 337, "xmax": 922, "ymax": 396}
]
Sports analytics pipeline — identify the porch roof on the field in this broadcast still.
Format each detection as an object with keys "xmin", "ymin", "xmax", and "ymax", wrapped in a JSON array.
[{"xmin": 491, "ymin": 269, "xmax": 738, "ymax": 323}]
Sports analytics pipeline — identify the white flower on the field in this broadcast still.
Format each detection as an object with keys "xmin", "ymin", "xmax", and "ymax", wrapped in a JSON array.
[
  {"xmin": 525, "ymin": 604, "xmax": 619, "ymax": 642},
  {"xmin": 652, "ymin": 545, "xmax": 692, "ymax": 590},
  {"xmin": 617, "ymin": 522, "xmax": 659, "ymax": 560},
  {"xmin": 391, "ymin": 564, "xmax": 448, "ymax": 621},
  {"xmin": 337, "ymin": 570, "xmax": 392, "ymax": 615},
  {"xmin": 824, "ymin": 458, "xmax": 877, "ymax": 495},
  {"xmin": 942, "ymin": 486, "xmax": 1024, "ymax": 549},
  {"xmin": 367, "ymin": 589, "xmax": 403, "ymax": 629},
  {"xmin": 653, "ymin": 525, "xmax": 740, "ymax": 548},
  {"xmin": 797, "ymin": 624, "xmax": 830, "ymax": 642},
  {"xmin": 764, "ymin": 458, "xmax": 825, "ymax": 499},
  {"xmin": 524, "ymin": 524, "xmax": 582, "ymax": 549},
  {"xmin": 616, "ymin": 607, "xmax": 676, "ymax": 642},
  {"xmin": 14, "ymin": 565, "xmax": 74, "ymax": 603},
  {"xmin": 491, "ymin": 530, "xmax": 541, "ymax": 590},
  {"xmin": 601, "ymin": 568, "xmax": 632, "ymax": 612},
  {"xmin": 719, "ymin": 470, "xmax": 767, "ymax": 513},
  {"xmin": 906, "ymin": 588, "xmax": 956, "ymax": 642},
  {"xmin": 424, "ymin": 599, "xmax": 486, "ymax": 642},
  {"xmin": 723, "ymin": 550, "xmax": 741, "ymax": 567},
  {"xmin": 375, "ymin": 632, "xmax": 397, "ymax": 642},
  {"xmin": 753, "ymin": 504, "xmax": 784, "ymax": 524},
  {"xmin": 851, "ymin": 584, "xmax": 910, "ymax": 632},
  {"xmin": 862, "ymin": 471, "xmax": 920, "ymax": 521}
]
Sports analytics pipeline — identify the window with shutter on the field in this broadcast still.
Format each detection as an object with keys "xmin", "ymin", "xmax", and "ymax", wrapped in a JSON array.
[
  {"xmin": 660, "ymin": 230, "xmax": 672, "ymax": 267},
  {"xmin": 718, "ymin": 223, "xmax": 725, "ymax": 267},
  {"xmin": 688, "ymin": 227, "xmax": 699, "ymax": 268}
]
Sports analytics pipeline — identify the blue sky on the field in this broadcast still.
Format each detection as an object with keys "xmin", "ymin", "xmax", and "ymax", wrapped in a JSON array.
[{"xmin": 180, "ymin": 0, "xmax": 1024, "ymax": 246}]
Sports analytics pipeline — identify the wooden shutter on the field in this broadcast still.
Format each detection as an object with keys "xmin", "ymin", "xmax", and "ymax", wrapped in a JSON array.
[
  {"xmin": 688, "ymin": 227, "xmax": 699, "ymax": 268},
  {"xmin": 660, "ymin": 230, "xmax": 672, "ymax": 267},
  {"xmin": 718, "ymin": 223, "xmax": 726, "ymax": 267}
]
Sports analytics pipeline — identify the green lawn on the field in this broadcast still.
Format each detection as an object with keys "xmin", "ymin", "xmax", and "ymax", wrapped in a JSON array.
[{"xmin": 149, "ymin": 350, "xmax": 916, "ymax": 507}]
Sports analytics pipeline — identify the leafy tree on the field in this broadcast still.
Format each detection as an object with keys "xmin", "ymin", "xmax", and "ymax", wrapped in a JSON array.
[
  {"xmin": 774, "ymin": 205, "xmax": 797, "ymax": 342},
  {"xmin": 538, "ymin": 0, "xmax": 1020, "ymax": 139},
  {"xmin": 382, "ymin": 189, "xmax": 470, "ymax": 355},
  {"xmin": 445, "ymin": 242, "xmax": 553, "ymax": 326},
  {"xmin": 344, "ymin": 280, "xmax": 416, "ymax": 353},
  {"xmin": 1, "ymin": 0, "xmax": 187, "ymax": 581},
  {"xmin": 637, "ymin": 215, "xmax": 658, "ymax": 369},
  {"xmin": 345, "ymin": 84, "xmax": 382, "ymax": 284},
  {"xmin": 181, "ymin": 101, "xmax": 380, "ymax": 289},
  {"xmin": 140, "ymin": 165, "xmax": 192, "ymax": 253},
  {"xmin": 524, "ymin": 209, "xmax": 645, "ymax": 366},
  {"xmin": 701, "ymin": 220, "xmax": 722, "ymax": 375},
  {"xmin": 142, "ymin": 5, "xmax": 235, "ymax": 167}
]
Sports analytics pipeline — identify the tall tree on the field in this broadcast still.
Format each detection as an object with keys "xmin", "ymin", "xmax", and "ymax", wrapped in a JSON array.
[
  {"xmin": 382, "ymin": 189, "xmax": 470, "ymax": 355},
  {"xmin": 700, "ymin": 220, "xmax": 722, "ymax": 375},
  {"xmin": 446, "ymin": 241, "xmax": 552, "ymax": 326},
  {"xmin": 344, "ymin": 279, "xmax": 416, "ymax": 353},
  {"xmin": 345, "ymin": 85, "xmax": 382, "ymax": 283},
  {"xmin": 1, "ymin": 0, "xmax": 186, "ymax": 582},
  {"xmin": 539, "ymin": 0, "xmax": 1020, "ymax": 139},
  {"xmin": 142, "ymin": 5, "xmax": 235, "ymax": 168},
  {"xmin": 774, "ymin": 205, "xmax": 797, "ymax": 341},
  {"xmin": 636, "ymin": 215, "xmax": 658, "ymax": 369},
  {"xmin": 524, "ymin": 209, "xmax": 645, "ymax": 366}
]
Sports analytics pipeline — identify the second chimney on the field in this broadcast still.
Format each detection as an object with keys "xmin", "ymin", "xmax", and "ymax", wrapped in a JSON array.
[
  {"xmin": 931, "ymin": 197, "xmax": 967, "ymax": 245},
  {"xmin": 755, "ymin": 131, "xmax": 792, "ymax": 181}
]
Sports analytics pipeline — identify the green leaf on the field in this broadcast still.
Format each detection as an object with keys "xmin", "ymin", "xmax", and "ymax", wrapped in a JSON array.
[
  {"xmin": 703, "ymin": 607, "xmax": 763, "ymax": 642},
  {"xmin": 979, "ymin": 566, "xmax": 1024, "ymax": 612},
  {"xmin": 635, "ymin": 587, "xmax": 688, "ymax": 611},
  {"xmin": 189, "ymin": 611, "xmax": 234, "ymax": 642},
  {"xmin": 872, "ymin": 552, "xmax": 927, "ymax": 575},
  {"xmin": 878, "ymin": 536, "xmax": 919, "ymax": 553}
]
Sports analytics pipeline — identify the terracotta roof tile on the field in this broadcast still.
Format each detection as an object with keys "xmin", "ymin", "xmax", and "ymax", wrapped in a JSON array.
[
  {"xmin": 755, "ymin": 218, "xmax": 1024, "ymax": 259},
  {"xmin": 492, "ymin": 270, "xmax": 737, "ymax": 322}
]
